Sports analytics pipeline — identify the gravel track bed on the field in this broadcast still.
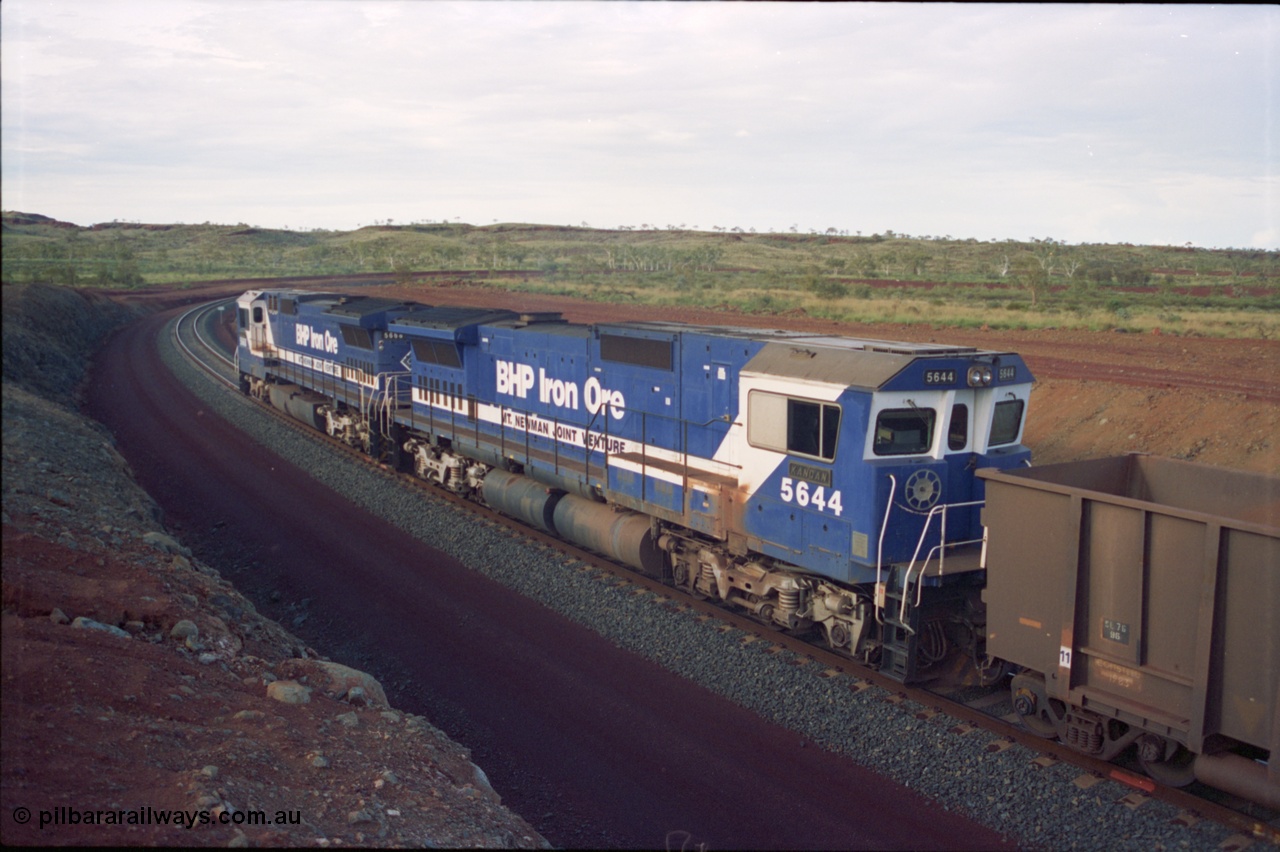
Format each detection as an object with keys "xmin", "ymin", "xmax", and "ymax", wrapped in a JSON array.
[{"xmin": 162, "ymin": 318, "xmax": 1246, "ymax": 851}]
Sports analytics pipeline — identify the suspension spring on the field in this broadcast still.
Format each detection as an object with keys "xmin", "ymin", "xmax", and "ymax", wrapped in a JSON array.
[{"xmin": 778, "ymin": 588, "xmax": 800, "ymax": 612}]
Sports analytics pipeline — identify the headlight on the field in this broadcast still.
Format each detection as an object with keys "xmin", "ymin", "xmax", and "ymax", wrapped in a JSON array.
[{"xmin": 967, "ymin": 365, "xmax": 993, "ymax": 387}]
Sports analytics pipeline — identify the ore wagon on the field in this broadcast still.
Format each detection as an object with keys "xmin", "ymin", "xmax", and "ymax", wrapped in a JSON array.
[{"xmin": 980, "ymin": 454, "xmax": 1279, "ymax": 807}]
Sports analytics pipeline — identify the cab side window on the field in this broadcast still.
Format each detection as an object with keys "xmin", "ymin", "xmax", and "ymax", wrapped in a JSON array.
[
  {"xmin": 748, "ymin": 391, "xmax": 841, "ymax": 462},
  {"xmin": 948, "ymin": 403, "xmax": 969, "ymax": 451}
]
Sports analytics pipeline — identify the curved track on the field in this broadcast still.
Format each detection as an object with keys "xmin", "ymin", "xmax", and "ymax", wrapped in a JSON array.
[{"xmin": 88, "ymin": 304, "xmax": 1017, "ymax": 850}]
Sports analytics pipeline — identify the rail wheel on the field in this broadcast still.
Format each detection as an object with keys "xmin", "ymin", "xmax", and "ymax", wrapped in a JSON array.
[
  {"xmin": 671, "ymin": 561, "xmax": 689, "ymax": 590},
  {"xmin": 1136, "ymin": 735, "xmax": 1196, "ymax": 787},
  {"xmin": 827, "ymin": 620, "xmax": 851, "ymax": 652},
  {"xmin": 1010, "ymin": 673, "xmax": 1061, "ymax": 739}
]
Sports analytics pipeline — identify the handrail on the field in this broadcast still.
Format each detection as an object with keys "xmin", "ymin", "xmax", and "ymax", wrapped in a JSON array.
[
  {"xmin": 895, "ymin": 498, "xmax": 985, "ymax": 632},
  {"xmin": 876, "ymin": 474, "xmax": 898, "ymax": 586},
  {"xmin": 874, "ymin": 474, "xmax": 898, "ymax": 626}
]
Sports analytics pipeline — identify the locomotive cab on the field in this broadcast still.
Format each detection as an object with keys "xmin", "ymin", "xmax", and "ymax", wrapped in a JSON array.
[{"xmin": 235, "ymin": 290, "xmax": 271, "ymax": 365}]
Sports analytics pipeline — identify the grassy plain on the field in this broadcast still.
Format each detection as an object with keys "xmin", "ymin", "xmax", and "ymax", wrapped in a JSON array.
[{"xmin": 3, "ymin": 213, "xmax": 1276, "ymax": 338}]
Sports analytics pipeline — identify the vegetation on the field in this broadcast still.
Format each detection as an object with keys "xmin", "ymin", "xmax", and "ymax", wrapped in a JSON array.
[{"xmin": 3, "ymin": 212, "xmax": 1276, "ymax": 338}]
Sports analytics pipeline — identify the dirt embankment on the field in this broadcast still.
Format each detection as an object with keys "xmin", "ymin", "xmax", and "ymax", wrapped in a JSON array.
[{"xmin": 0, "ymin": 283, "xmax": 546, "ymax": 848}]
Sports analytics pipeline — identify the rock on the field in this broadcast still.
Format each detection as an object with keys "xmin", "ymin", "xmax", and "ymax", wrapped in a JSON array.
[
  {"xmin": 70, "ymin": 617, "xmax": 130, "ymax": 639},
  {"xmin": 275, "ymin": 659, "xmax": 389, "ymax": 709},
  {"xmin": 232, "ymin": 710, "xmax": 265, "ymax": 721},
  {"xmin": 336, "ymin": 712, "xmax": 360, "ymax": 728},
  {"xmin": 170, "ymin": 619, "xmax": 199, "ymax": 641},
  {"xmin": 142, "ymin": 530, "xmax": 191, "ymax": 557},
  {"xmin": 49, "ymin": 608, "xmax": 70, "ymax": 625},
  {"xmin": 46, "ymin": 488, "xmax": 73, "ymax": 506},
  {"xmin": 266, "ymin": 680, "xmax": 311, "ymax": 705},
  {"xmin": 209, "ymin": 594, "xmax": 243, "ymax": 620},
  {"xmin": 123, "ymin": 620, "xmax": 146, "ymax": 634},
  {"xmin": 472, "ymin": 764, "xmax": 500, "ymax": 802}
]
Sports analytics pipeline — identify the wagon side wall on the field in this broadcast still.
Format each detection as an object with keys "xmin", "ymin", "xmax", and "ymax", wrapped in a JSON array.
[{"xmin": 981, "ymin": 454, "xmax": 1279, "ymax": 754}]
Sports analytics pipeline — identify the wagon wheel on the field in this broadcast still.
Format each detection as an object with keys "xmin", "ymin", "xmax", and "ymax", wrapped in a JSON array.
[
  {"xmin": 1011, "ymin": 675, "xmax": 1059, "ymax": 739},
  {"xmin": 1136, "ymin": 735, "xmax": 1196, "ymax": 788}
]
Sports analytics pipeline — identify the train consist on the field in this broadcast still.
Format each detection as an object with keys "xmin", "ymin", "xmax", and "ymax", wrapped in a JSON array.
[{"xmin": 233, "ymin": 288, "xmax": 1277, "ymax": 808}]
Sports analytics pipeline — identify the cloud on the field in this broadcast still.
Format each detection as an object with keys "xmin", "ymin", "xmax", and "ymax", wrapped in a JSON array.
[{"xmin": 2, "ymin": 1, "xmax": 1275, "ymax": 247}]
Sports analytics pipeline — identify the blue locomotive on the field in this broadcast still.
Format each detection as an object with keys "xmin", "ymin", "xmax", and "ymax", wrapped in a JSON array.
[{"xmin": 236, "ymin": 288, "xmax": 1034, "ymax": 683}]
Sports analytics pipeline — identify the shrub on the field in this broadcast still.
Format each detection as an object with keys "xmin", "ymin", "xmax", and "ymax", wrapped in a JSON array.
[
  {"xmin": 806, "ymin": 277, "xmax": 849, "ymax": 299},
  {"xmin": 1115, "ymin": 265, "xmax": 1151, "ymax": 286}
]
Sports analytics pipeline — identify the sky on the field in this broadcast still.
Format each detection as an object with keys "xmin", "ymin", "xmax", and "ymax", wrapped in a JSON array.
[{"xmin": 2, "ymin": 2, "xmax": 1276, "ymax": 249}]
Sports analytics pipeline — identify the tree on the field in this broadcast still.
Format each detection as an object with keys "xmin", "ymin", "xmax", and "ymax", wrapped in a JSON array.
[
  {"xmin": 1030, "ymin": 237, "xmax": 1058, "ymax": 276},
  {"xmin": 1014, "ymin": 256, "xmax": 1050, "ymax": 307}
]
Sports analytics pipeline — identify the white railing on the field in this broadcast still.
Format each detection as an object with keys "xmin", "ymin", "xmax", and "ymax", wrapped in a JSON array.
[{"xmin": 875, "ymin": 485, "xmax": 985, "ymax": 632}]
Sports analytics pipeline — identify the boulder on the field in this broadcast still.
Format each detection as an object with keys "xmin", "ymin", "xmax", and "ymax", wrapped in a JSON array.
[
  {"xmin": 265, "ymin": 680, "xmax": 311, "ymax": 705},
  {"xmin": 276, "ymin": 659, "xmax": 389, "ymax": 709}
]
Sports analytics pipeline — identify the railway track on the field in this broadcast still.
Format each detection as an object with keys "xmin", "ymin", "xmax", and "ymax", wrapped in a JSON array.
[{"xmin": 173, "ymin": 299, "xmax": 1280, "ymax": 847}]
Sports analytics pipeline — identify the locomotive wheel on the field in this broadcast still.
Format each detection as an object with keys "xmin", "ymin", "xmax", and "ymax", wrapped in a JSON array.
[
  {"xmin": 671, "ymin": 561, "xmax": 688, "ymax": 588},
  {"xmin": 1136, "ymin": 735, "xmax": 1196, "ymax": 787}
]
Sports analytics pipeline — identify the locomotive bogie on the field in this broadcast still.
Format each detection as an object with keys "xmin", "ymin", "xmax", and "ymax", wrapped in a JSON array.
[
  {"xmin": 321, "ymin": 405, "xmax": 371, "ymax": 452},
  {"xmin": 403, "ymin": 438, "xmax": 481, "ymax": 493}
]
